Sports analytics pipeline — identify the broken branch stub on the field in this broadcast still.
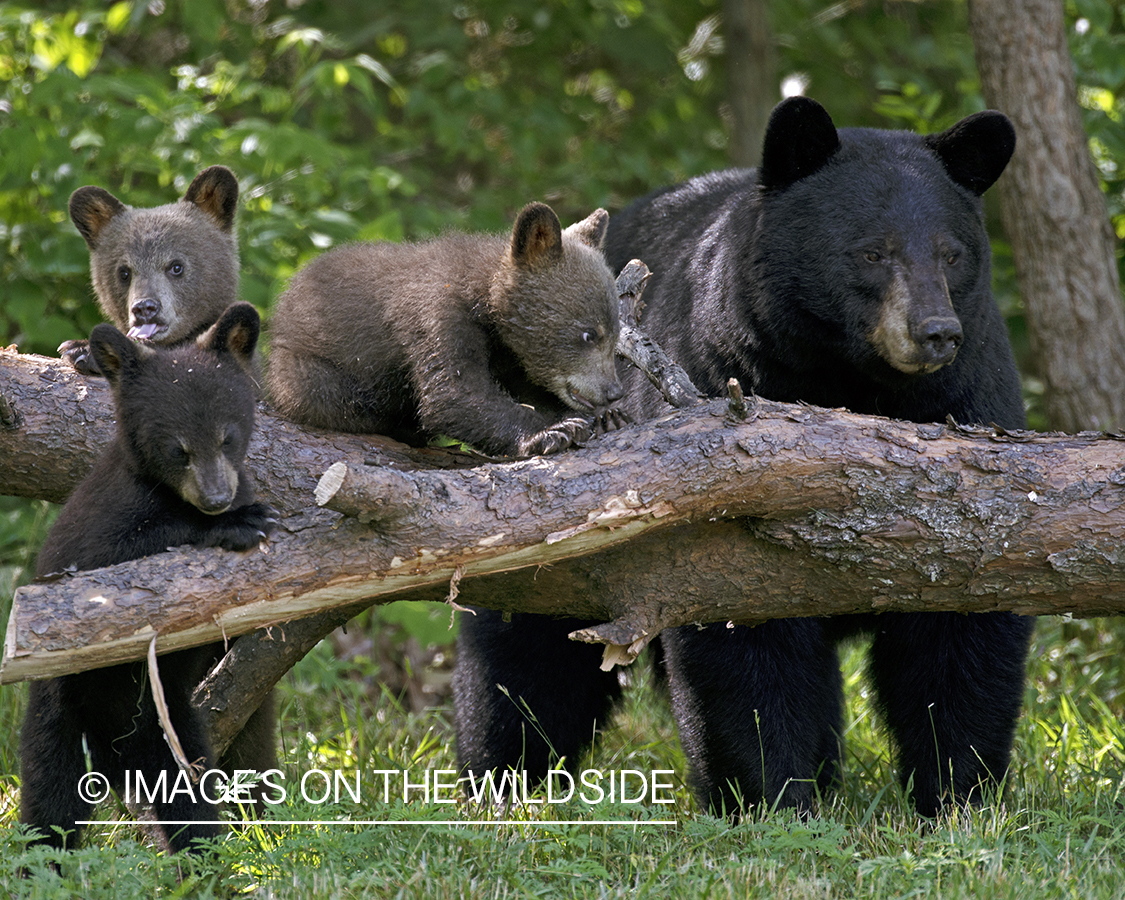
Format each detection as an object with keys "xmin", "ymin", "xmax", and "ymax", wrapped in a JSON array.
[{"xmin": 612, "ymin": 260, "xmax": 705, "ymax": 410}]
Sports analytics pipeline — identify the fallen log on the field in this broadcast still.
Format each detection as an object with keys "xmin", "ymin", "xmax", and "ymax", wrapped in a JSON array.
[
  {"xmin": 6, "ymin": 259, "xmax": 1125, "ymax": 755},
  {"xmin": 4, "ymin": 375, "xmax": 1124, "ymax": 687}
]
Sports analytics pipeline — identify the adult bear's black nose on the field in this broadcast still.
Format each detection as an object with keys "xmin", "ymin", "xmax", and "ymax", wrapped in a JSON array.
[{"xmin": 917, "ymin": 316, "xmax": 963, "ymax": 366}]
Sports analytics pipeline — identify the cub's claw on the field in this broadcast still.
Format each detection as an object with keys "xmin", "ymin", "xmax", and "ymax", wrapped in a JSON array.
[
  {"xmin": 518, "ymin": 416, "xmax": 594, "ymax": 457},
  {"xmin": 593, "ymin": 406, "xmax": 631, "ymax": 434},
  {"xmin": 205, "ymin": 502, "xmax": 276, "ymax": 552},
  {"xmin": 58, "ymin": 339, "xmax": 102, "ymax": 377}
]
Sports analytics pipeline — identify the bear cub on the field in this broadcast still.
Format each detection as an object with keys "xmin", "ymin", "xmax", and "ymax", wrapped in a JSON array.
[
  {"xmin": 20, "ymin": 302, "xmax": 275, "ymax": 854},
  {"xmin": 267, "ymin": 202, "xmax": 626, "ymax": 457},
  {"xmin": 61, "ymin": 165, "xmax": 241, "ymax": 376}
]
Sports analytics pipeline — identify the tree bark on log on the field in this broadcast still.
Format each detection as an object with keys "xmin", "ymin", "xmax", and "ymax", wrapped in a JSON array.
[
  {"xmin": 969, "ymin": 0, "xmax": 1125, "ymax": 432},
  {"xmin": 5, "ymin": 340, "xmax": 1125, "ymax": 691}
]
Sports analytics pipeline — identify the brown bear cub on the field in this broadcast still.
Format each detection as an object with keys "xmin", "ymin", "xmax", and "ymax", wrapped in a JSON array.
[
  {"xmin": 61, "ymin": 165, "xmax": 241, "ymax": 376},
  {"xmin": 267, "ymin": 202, "xmax": 627, "ymax": 457},
  {"xmin": 20, "ymin": 303, "xmax": 276, "ymax": 855}
]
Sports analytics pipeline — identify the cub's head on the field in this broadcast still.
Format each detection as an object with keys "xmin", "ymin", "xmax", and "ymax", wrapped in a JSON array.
[
  {"xmin": 89, "ymin": 302, "xmax": 260, "ymax": 514},
  {"xmin": 492, "ymin": 202, "xmax": 624, "ymax": 411},
  {"xmin": 69, "ymin": 165, "xmax": 240, "ymax": 347}
]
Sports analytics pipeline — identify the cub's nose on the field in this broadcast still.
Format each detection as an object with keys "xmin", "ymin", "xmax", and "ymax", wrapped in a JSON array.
[{"xmin": 130, "ymin": 298, "xmax": 160, "ymax": 324}]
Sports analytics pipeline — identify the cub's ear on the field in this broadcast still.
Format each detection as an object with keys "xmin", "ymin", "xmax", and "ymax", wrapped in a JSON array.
[
  {"xmin": 69, "ymin": 187, "xmax": 128, "ymax": 250},
  {"xmin": 511, "ymin": 202, "xmax": 564, "ymax": 270},
  {"xmin": 563, "ymin": 208, "xmax": 609, "ymax": 250},
  {"xmin": 89, "ymin": 323, "xmax": 149, "ymax": 389},
  {"xmin": 925, "ymin": 111, "xmax": 1015, "ymax": 196},
  {"xmin": 758, "ymin": 96, "xmax": 841, "ymax": 192},
  {"xmin": 183, "ymin": 165, "xmax": 240, "ymax": 232},
  {"xmin": 200, "ymin": 302, "xmax": 260, "ymax": 365}
]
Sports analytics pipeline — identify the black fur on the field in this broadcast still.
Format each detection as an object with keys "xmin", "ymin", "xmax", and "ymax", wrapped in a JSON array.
[
  {"xmin": 20, "ymin": 303, "xmax": 276, "ymax": 853},
  {"xmin": 453, "ymin": 97, "xmax": 1034, "ymax": 818},
  {"xmin": 453, "ymin": 611, "xmax": 622, "ymax": 782}
]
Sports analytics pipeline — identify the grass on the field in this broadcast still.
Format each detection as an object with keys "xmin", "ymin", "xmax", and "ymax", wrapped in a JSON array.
[{"xmin": 2, "ymin": 497, "xmax": 1125, "ymax": 896}]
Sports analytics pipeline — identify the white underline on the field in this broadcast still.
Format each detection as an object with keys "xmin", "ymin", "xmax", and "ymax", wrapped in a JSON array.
[{"xmin": 78, "ymin": 819, "xmax": 679, "ymax": 827}]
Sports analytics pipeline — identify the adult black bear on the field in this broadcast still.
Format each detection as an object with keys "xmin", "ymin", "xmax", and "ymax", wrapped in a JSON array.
[
  {"xmin": 20, "ymin": 303, "xmax": 275, "ymax": 853},
  {"xmin": 454, "ymin": 97, "xmax": 1033, "ymax": 818},
  {"xmin": 61, "ymin": 166, "xmax": 242, "ymax": 377},
  {"xmin": 267, "ymin": 202, "xmax": 626, "ymax": 457}
]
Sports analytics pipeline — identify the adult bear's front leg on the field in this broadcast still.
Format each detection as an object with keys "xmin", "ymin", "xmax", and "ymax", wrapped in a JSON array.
[
  {"xmin": 453, "ymin": 609, "xmax": 622, "ymax": 788},
  {"xmin": 662, "ymin": 617, "xmax": 845, "ymax": 818},
  {"xmin": 868, "ymin": 610, "xmax": 1034, "ymax": 816}
]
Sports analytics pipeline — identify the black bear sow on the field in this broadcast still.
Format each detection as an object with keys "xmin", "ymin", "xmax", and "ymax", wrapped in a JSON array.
[
  {"xmin": 20, "ymin": 302, "xmax": 276, "ymax": 854},
  {"xmin": 267, "ymin": 202, "xmax": 626, "ymax": 457},
  {"xmin": 61, "ymin": 165, "xmax": 241, "ymax": 376},
  {"xmin": 452, "ymin": 96, "xmax": 1033, "ymax": 820},
  {"xmin": 602, "ymin": 96, "xmax": 1034, "ymax": 817}
]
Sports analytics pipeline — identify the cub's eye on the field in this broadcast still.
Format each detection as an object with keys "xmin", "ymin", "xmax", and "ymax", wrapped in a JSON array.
[
  {"xmin": 221, "ymin": 428, "xmax": 238, "ymax": 449},
  {"xmin": 118, "ymin": 266, "xmax": 132, "ymax": 284},
  {"xmin": 168, "ymin": 261, "xmax": 184, "ymax": 277},
  {"xmin": 863, "ymin": 250, "xmax": 882, "ymax": 264},
  {"xmin": 581, "ymin": 329, "xmax": 601, "ymax": 345},
  {"xmin": 169, "ymin": 443, "xmax": 189, "ymax": 465},
  {"xmin": 944, "ymin": 250, "xmax": 961, "ymax": 266}
]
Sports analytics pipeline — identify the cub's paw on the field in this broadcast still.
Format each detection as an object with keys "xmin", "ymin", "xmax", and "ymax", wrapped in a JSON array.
[
  {"xmin": 206, "ymin": 502, "xmax": 277, "ymax": 552},
  {"xmin": 593, "ymin": 406, "xmax": 632, "ymax": 434},
  {"xmin": 518, "ymin": 417, "xmax": 594, "ymax": 456},
  {"xmin": 58, "ymin": 339, "xmax": 102, "ymax": 376}
]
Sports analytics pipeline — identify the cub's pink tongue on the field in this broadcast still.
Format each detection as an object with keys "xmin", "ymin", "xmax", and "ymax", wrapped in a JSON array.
[{"xmin": 128, "ymin": 324, "xmax": 160, "ymax": 341}]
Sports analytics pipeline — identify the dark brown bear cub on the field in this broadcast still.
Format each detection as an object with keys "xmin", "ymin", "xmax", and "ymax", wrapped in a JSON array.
[
  {"xmin": 61, "ymin": 166, "xmax": 241, "ymax": 376},
  {"xmin": 267, "ymin": 202, "xmax": 626, "ymax": 457},
  {"xmin": 20, "ymin": 302, "xmax": 275, "ymax": 854}
]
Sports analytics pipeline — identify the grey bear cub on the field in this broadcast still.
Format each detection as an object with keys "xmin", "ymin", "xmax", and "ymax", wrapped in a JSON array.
[
  {"xmin": 267, "ymin": 202, "xmax": 627, "ymax": 457},
  {"xmin": 62, "ymin": 165, "xmax": 241, "ymax": 376}
]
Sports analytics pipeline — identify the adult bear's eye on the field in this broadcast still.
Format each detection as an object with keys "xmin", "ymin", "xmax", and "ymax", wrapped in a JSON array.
[
  {"xmin": 945, "ymin": 250, "xmax": 961, "ymax": 266},
  {"xmin": 863, "ymin": 250, "xmax": 882, "ymax": 264},
  {"xmin": 118, "ymin": 266, "xmax": 131, "ymax": 284},
  {"xmin": 168, "ymin": 261, "xmax": 185, "ymax": 277}
]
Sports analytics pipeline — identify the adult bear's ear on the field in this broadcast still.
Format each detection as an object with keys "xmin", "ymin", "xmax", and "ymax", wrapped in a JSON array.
[
  {"xmin": 511, "ymin": 202, "xmax": 564, "ymax": 270},
  {"xmin": 758, "ymin": 96, "xmax": 841, "ymax": 191},
  {"xmin": 925, "ymin": 111, "xmax": 1016, "ymax": 196}
]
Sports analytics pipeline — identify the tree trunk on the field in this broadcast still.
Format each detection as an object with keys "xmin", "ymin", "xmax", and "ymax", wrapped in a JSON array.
[
  {"xmin": 722, "ymin": 0, "xmax": 776, "ymax": 167},
  {"xmin": 969, "ymin": 0, "xmax": 1125, "ymax": 432}
]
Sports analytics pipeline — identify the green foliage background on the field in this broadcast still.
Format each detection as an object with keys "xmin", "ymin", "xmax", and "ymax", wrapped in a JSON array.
[
  {"xmin": 1, "ymin": 2, "xmax": 1125, "ymax": 892},
  {"xmin": 2, "ymin": 0, "xmax": 1121, "ymax": 360}
]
